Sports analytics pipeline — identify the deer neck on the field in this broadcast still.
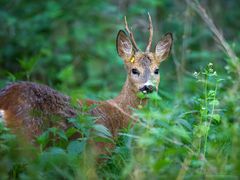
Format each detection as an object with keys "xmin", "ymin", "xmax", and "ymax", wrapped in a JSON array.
[{"xmin": 113, "ymin": 78, "xmax": 147, "ymax": 112}]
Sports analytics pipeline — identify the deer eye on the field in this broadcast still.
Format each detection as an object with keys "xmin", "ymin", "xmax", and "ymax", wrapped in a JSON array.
[
  {"xmin": 131, "ymin": 68, "xmax": 140, "ymax": 75},
  {"xmin": 154, "ymin": 69, "xmax": 159, "ymax": 75}
]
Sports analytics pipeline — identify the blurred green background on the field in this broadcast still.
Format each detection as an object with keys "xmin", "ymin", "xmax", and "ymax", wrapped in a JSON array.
[
  {"xmin": 1, "ymin": 0, "xmax": 238, "ymax": 98},
  {"xmin": 1, "ymin": 0, "xmax": 240, "ymax": 179}
]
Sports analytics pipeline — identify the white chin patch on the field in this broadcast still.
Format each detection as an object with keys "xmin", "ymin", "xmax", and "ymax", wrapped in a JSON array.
[
  {"xmin": 143, "ymin": 90, "xmax": 147, "ymax": 94},
  {"xmin": 0, "ymin": 110, "xmax": 5, "ymax": 123}
]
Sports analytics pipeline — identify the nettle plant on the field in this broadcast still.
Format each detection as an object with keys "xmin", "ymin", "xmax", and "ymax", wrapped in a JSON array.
[
  {"xmin": 117, "ymin": 63, "xmax": 223, "ymax": 177},
  {"xmin": 193, "ymin": 63, "xmax": 222, "ymax": 156}
]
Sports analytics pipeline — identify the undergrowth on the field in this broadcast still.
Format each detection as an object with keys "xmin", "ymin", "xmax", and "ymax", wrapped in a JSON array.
[{"xmin": 0, "ymin": 63, "xmax": 239, "ymax": 179}]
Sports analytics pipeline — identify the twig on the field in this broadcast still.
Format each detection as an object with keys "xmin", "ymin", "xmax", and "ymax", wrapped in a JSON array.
[{"xmin": 185, "ymin": 0, "xmax": 239, "ymax": 68}]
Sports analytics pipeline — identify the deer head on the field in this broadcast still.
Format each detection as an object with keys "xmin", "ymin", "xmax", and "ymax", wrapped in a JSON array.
[{"xmin": 117, "ymin": 13, "xmax": 173, "ymax": 94}]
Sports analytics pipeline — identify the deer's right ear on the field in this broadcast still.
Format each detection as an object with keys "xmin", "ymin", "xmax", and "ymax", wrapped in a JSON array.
[
  {"xmin": 116, "ymin": 30, "xmax": 133, "ymax": 60},
  {"xmin": 155, "ymin": 33, "xmax": 173, "ymax": 63}
]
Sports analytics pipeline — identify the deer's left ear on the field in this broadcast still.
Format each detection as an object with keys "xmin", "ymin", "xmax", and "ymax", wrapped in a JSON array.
[{"xmin": 155, "ymin": 33, "xmax": 173, "ymax": 62}]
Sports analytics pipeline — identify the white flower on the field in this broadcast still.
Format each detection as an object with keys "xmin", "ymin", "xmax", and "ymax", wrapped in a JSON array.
[
  {"xmin": 193, "ymin": 71, "xmax": 199, "ymax": 77},
  {"xmin": 208, "ymin": 62, "xmax": 213, "ymax": 67}
]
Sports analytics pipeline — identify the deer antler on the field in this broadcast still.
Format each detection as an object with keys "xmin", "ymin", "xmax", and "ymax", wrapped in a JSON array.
[
  {"xmin": 145, "ymin": 12, "xmax": 153, "ymax": 52},
  {"xmin": 124, "ymin": 16, "xmax": 140, "ymax": 52}
]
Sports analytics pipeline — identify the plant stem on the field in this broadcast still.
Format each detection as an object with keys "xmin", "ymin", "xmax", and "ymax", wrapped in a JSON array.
[{"xmin": 203, "ymin": 82, "xmax": 218, "ymax": 157}]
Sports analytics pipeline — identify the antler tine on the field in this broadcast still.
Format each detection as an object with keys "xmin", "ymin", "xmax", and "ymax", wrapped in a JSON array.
[
  {"xmin": 145, "ymin": 12, "xmax": 153, "ymax": 52},
  {"xmin": 124, "ymin": 16, "xmax": 140, "ymax": 51}
]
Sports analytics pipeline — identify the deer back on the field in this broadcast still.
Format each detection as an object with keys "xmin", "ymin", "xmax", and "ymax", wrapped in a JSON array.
[{"xmin": 0, "ymin": 82, "xmax": 76, "ymax": 137}]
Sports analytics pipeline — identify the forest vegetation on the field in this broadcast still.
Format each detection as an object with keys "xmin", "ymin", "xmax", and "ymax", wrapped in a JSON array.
[{"xmin": 0, "ymin": 0, "xmax": 240, "ymax": 179}]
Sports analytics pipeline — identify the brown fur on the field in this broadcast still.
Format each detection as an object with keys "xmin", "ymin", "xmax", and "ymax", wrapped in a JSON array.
[
  {"xmin": 81, "ymin": 78, "xmax": 145, "ymax": 137},
  {"xmin": 0, "ymin": 82, "xmax": 76, "ymax": 139}
]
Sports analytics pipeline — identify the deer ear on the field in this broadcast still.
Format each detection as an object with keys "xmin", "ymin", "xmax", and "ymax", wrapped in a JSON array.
[
  {"xmin": 116, "ymin": 30, "xmax": 133, "ymax": 60},
  {"xmin": 155, "ymin": 33, "xmax": 173, "ymax": 62}
]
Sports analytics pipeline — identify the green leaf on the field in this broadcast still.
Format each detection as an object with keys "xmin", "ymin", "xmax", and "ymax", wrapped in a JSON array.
[
  {"xmin": 36, "ymin": 131, "xmax": 49, "ymax": 148},
  {"xmin": 209, "ymin": 100, "xmax": 219, "ymax": 106},
  {"xmin": 194, "ymin": 123, "xmax": 208, "ymax": 138},
  {"xmin": 148, "ymin": 92, "xmax": 161, "ymax": 101},
  {"xmin": 67, "ymin": 141, "xmax": 85, "ymax": 155},
  {"xmin": 93, "ymin": 124, "xmax": 112, "ymax": 138},
  {"xmin": 211, "ymin": 114, "xmax": 221, "ymax": 122},
  {"xmin": 93, "ymin": 124, "xmax": 114, "ymax": 143},
  {"xmin": 136, "ymin": 92, "xmax": 146, "ymax": 99},
  {"xmin": 65, "ymin": 127, "xmax": 78, "ymax": 138},
  {"xmin": 57, "ymin": 130, "xmax": 68, "ymax": 141}
]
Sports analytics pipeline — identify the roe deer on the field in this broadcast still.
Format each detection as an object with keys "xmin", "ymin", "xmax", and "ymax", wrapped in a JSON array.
[{"xmin": 0, "ymin": 14, "xmax": 173, "ymax": 150}]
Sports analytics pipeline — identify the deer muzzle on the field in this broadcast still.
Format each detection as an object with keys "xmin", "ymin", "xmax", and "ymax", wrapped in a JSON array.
[{"xmin": 139, "ymin": 85, "xmax": 156, "ymax": 94}]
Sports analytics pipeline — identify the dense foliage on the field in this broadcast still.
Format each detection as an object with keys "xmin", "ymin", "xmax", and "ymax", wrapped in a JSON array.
[{"xmin": 1, "ymin": 0, "xmax": 240, "ymax": 179}]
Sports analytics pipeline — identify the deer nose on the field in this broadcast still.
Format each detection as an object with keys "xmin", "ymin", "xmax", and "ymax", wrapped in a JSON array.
[{"xmin": 139, "ymin": 85, "xmax": 155, "ymax": 94}]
